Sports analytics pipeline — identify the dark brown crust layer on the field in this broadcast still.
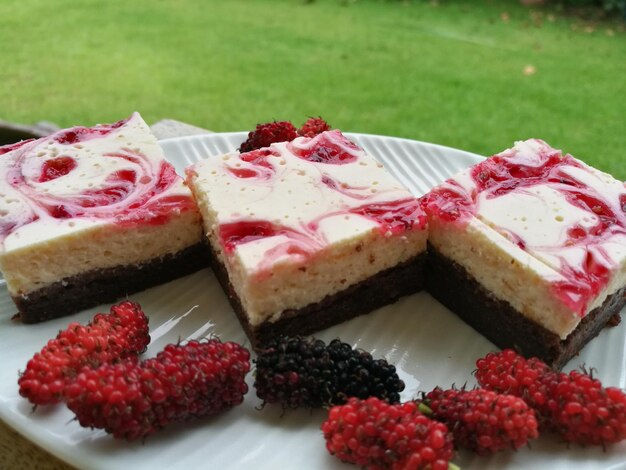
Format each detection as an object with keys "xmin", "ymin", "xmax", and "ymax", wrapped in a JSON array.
[
  {"xmin": 208, "ymin": 242, "xmax": 426, "ymax": 349},
  {"xmin": 426, "ymin": 243, "xmax": 625, "ymax": 370},
  {"xmin": 14, "ymin": 243, "xmax": 210, "ymax": 324}
]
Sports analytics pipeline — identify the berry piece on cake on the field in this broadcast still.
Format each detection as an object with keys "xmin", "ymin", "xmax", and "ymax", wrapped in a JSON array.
[
  {"xmin": 421, "ymin": 139, "xmax": 626, "ymax": 369},
  {"xmin": 186, "ymin": 129, "xmax": 428, "ymax": 347},
  {"xmin": 0, "ymin": 113, "xmax": 207, "ymax": 323}
]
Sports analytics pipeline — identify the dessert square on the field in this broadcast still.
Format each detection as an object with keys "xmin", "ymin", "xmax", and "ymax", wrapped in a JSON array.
[
  {"xmin": 0, "ymin": 113, "xmax": 208, "ymax": 323},
  {"xmin": 186, "ymin": 130, "xmax": 428, "ymax": 346},
  {"xmin": 421, "ymin": 139, "xmax": 626, "ymax": 368}
]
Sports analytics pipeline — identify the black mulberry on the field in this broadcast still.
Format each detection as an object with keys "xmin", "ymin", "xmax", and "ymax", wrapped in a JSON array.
[{"xmin": 254, "ymin": 336, "xmax": 404, "ymax": 408}]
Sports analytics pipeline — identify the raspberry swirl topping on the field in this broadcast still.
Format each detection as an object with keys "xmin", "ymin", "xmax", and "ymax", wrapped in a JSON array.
[
  {"xmin": 0, "ymin": 139, "xmax": 34, "ymax": 156},
  {"xmin": 287, "ymin": 129, "xmax": 360, "ymax": 164},
  {"xmin": 187, "ymin": 130, "xmax": 426, "ymax": 277},
  {"xmin": 0, "ymin": 113, "xmax": 196, "ymax": 249}
]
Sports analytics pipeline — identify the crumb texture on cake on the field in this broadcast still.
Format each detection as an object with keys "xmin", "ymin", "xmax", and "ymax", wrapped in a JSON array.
[
  {"xmin": 426, "ymin": 243, "xmax": 625, "ymax": 369},
  {"xmin": 422, "ymin": 139, "xmax": 626, "ymax": 339},
  {"xmin": 16, "ymin": 242, "xmax": 209, "ymax": 324},
  {"xmin": 209, "ymin": 238, "xmax": 426, "ymax": 348},
  {"xmin": 187, "ymin": 130, "xmax": 428, "ymax": 327},
  {"xmin": 1, "ymin": 211, "xmax": 202, "ymax": 295}
]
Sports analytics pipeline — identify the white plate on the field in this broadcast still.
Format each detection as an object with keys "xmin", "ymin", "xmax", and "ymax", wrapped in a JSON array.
[{"xmin": 0, "ymin": 133, "xmax": 624, "ymax": 470}]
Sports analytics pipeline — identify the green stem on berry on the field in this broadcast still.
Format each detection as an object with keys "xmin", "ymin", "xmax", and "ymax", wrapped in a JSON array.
[
  {"xmin": 418, "ymin": 403, "xmax": 460, "ymax": 469},
  {"xmin": 418, "ymin": 402, "xmax": 460, "ymax": 470},
  {"xmin": 418, "ymin": 402, "xmax": 433, "ymax": 416}
]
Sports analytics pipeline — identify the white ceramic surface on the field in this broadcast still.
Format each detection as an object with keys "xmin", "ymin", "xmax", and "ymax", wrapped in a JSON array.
[{"xmin": 0, "ymin": 133, "xmax": 624, "ymax": 470}]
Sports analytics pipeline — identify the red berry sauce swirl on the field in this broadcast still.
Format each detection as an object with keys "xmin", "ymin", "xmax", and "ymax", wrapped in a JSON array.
[{"xmin": 0, "ymin": 114, "xmax": 195, "ymax": 243}]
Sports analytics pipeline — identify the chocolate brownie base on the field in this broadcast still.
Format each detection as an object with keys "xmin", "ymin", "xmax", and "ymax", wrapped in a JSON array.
[
  {"xmin": 426, "ymin": 243, "xmax": 625, "ymax": 370},
  {"xmin": 209, "ymin": 244, "xmax": 426, "ymax": 349},
  {"xmin": 14, "ymin": 243, "xmax": 210, "ymax": 324}
]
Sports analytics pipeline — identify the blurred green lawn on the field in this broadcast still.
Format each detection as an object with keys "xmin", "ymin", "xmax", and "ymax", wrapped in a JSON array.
[{"xmin": 1, "ymin": 0, "xmax": 624, "ymax": 178}]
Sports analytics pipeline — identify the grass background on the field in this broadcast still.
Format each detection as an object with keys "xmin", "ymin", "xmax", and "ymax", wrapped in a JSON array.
[{"xmin": 1, "ymin": 0, "xmax": 624, "ymax": 178}]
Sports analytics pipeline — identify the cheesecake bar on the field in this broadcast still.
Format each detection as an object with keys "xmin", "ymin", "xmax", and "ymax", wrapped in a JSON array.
[
  {"xmin": 421, "ymin": 139, "xmax": 626, "ymax": 368},
  {"xmin": 0, "ymin": 113, "xmax": 207, "ymax": 323},
  {"xmin": 186, "ymin": 130, "xmax": 428, "ymax": 346}
]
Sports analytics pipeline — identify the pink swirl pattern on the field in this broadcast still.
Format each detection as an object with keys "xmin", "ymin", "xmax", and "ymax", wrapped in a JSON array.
[
  {"xmin": 197, "ymin": 130, "xmax": 427, "ymax": 277},
  {"xmin": 0, "ymin": 114, "xmax": 196, "ymax": 243}
]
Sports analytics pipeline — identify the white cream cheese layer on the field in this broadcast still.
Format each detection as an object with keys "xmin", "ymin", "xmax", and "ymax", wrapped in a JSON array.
[
  {"xmin": 0, "ymin": 112, "xmax": 195, "ymax": 253},
  {"xmin": 188, "ymin": 130, "xmax": 426, "ymax": 278}
]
